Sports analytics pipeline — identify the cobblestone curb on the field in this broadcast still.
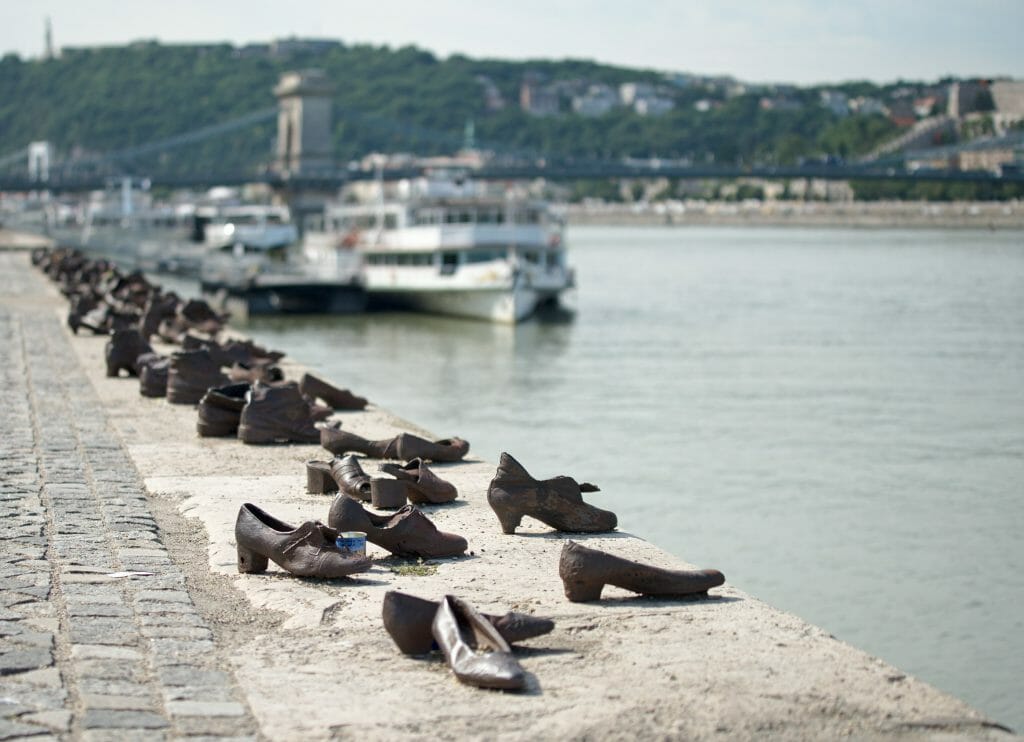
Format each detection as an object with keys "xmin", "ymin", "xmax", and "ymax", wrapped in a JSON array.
[{"xmin": 1, "ymin": 256, "xmax": 259, "ymax": 740}]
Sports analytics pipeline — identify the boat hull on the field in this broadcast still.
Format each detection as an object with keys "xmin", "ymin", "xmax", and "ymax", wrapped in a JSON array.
[
  {"xmin": 201, "ymin": 280, "xmax": 367, "ymax": 318},
  {"xmin": 367, "ymin": 285, "xmax": 557, "ymax": 323}
]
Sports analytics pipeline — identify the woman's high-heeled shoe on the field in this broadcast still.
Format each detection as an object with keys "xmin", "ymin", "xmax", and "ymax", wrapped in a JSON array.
[
  {"xmin": 382, "ymin": 591, "xmax": 554, "ymax": 655},
  {"xmin": 558, "ymin": 540, "xmax": 724, "ymax": 602},
  {"xmin": 431, "ymin": 595, "xmax": 526, "ymax": 691},
  {"xmin": 486, "ymin": 453, "xmax": 616, "ymax": 534},
  {"xmin": 234, "ymin": 503, "xmax": 372, "ymax": 579},
  {"xmin": 319, "ymin": 422, "xmax": 469, "ymax": 462}
]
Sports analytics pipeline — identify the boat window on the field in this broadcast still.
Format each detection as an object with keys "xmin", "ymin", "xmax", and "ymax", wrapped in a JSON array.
[
  {"xmin": 523, "ymin": 251, "xmax": 540, "ymax": 264},
  {"xmin": 384, "ymin": 214, "xmax": 398, "ymax": 229},
  {"xmin": 459, "ymin": 211, "xmax": 472, "ymax": 223},
  {"xmin": 440, "ymin": 252, "xmax": 459, "ymax": 274},
  {"xmin": 444, "ymin": 211, "xmax": 457, "ymax": 224},
  {"xmin": 546, "ymin": 251, "xmax": 561, "ymax": 268},
  {"xmin": 496, "ymin": 212, "xmax": 506, "ymax": 224}
]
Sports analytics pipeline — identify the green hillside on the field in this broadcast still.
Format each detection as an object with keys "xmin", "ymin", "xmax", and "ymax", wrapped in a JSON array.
[{"xmin": 0, "ymin": 40, "xmax": 912, "ymax": 178}]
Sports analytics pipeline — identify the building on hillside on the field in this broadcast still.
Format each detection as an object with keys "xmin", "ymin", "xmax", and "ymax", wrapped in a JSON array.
[
  {"xmin": 520, "ymin": 75, "xmax": 560, "ymax": 117},
  {"xmin": 887, "ymin": 100, "xmax": 917, "ymax": 127},
  {"xmin": 850, "ymin": 97, "xmax": 887, "ymax": 116},
  {"xmin": 990, "ymin": 80, "xmax": 1024, "ymax": 132},
  {"xmin": 634, "ymin": 96, "xmax": 675, "ymax": 116},
  {"xmin": 572, "ymin": 84, "xmax": 618, "ymax": 117},
  {"xmin": 620, "ymin": 82, "xmax": 656, "ymax": 105},
  {"xmin": 947, "ymin": 80, "xmax": 992, "ymax": 117},
  {"xmin": 820, "ymin": 91, "xmax": 850, "ymax": 117}
]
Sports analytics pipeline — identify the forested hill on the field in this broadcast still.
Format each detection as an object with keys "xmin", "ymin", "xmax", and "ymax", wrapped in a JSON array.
[{"xmin": 0, "ymin": 39, "xmax": 918, "ymax": 176}]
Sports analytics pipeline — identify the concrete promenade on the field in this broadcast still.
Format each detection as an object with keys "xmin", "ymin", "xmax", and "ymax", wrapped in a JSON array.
[{"xmin": 0, "ymin": 246, "xmax": 1016, "ymax": 740}]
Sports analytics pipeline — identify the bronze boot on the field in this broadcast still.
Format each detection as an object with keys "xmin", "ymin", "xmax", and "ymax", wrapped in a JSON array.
[
  {"xmin": 558, "ymin": 540, "xmax": 725, "ymax": 602},
  {"xmin": 104, "ymin": 329, "xmax": 153, "ymax": 377},
  {"xmin": 382, "ymin": 590, "xmax": 554, "ymax": 655},
  {"xmin": 166, "ymin": 348, "xmax": 229, "ymax": 405},
  {"xmin": 486, "ymin": 453, "xmax": 615, "ymax": 534},
  {"xmin": 234, "ymin": 503, "xmax": 371, "ymax": 578},
  {"xmin": 197, "ymin": 383, "xmax": 250, "ymax": 437},
  {"xmin": 237, "ymin": 382, "xmax": 320, "ymax": 444},
  {"xmin": 327, "ymin": 497, "xmax": 467, "ymax": 559},
  {"xmin": 431, "ymin": 595, "xmax": 526, "ymax": 691},
  {"xmin": 138, "ymin": 353, "xmax": 170, "ymax": 398}
]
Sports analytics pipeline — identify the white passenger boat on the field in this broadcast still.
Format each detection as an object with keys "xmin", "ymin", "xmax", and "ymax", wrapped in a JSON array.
[
  {"xmin": 41, "ymin": 183, "xmax": 299, "ymax": 278},
  {"xmin": 312, "ymin": 173, "xmax": 575, "ymax": 323}
]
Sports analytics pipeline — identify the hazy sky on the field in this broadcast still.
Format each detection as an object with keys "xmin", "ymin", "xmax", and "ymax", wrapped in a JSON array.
[{"xmin": 4, "ymin": 0, "xmax": 1021, "ymax": 85}]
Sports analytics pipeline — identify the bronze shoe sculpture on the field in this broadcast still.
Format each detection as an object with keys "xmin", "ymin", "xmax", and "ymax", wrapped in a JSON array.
[
  {"xmin": 299, "ymin": 372, "xmax": 368, "ymax": 410},
  {"xmin": 320, "ymin": 422, "xmax": 469, "ymax": 462},
  {"xmin": 166, "ymin": 348, "xmax": 230, "ymax": 405},
  {"xmin": 237, "ymin": 382, "xmax": 320, "ymax": 444},
  {"xmin": 305, "ymin": 454, "xmax": 372, "ymax": 501},
  {"xmin": 228, "ymin": 361, "xmax": 284, "ymax": 385},
  {"xmin": 432, "ymin": 595, "xmax": 526, "ymax": 691},
  {"xmin": 379, "ymin": 458, "xmax": 458, "ymax": 504},
  {"xmin": 138, "ymin": 353, "xmax": 170, "ymax": 398},
  {"xmin": 558, "ymin": 540, "xmax": 725, "ymax": 602},
  {"xmin": 197, "ymin": 383, "xmax": 250, "ymax": 437},
  {"xmin": 234, "ymin": 503, "xmax": 372, "ymax": 578},
  {"xmin": 382, "ymin": 591, "xmax": 554, "ymax": 655},
  {"xmin": 327, "ymin": 496, "xmax": 467, "ymax": 559},
  {"xmin": 486, "ymin": 453, "xmax": 614, "ymax": 534},
  {"xmin": 104, "ymin": 329, "xmax": 153, "ymax": 377}
]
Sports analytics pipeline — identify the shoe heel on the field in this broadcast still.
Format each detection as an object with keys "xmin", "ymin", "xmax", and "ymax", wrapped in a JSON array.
[
  {"xmin": 370, "ymin": 479, "xmax": 407, "ymax": 509},
  {"xmin": 237, "ymin": 544, "xmax": 269, "ymax": 573},
  {"xmin": 563, "ymin": 579, "xmax": 605, "ymax": 603},
  {"xmin": 494, "ymin": 508, "xmax": 523, "ymax": 535},
  {"xmin": 105, "ymin": 363, "xmax": 119, "ymax": 378},
  {"xmin": 306, "ymin": 463, "xmax": 338, "ymax": 494}
]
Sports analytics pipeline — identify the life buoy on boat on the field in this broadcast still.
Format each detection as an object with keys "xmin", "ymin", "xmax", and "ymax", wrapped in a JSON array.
[{"xmin": 339, "ymin": 228, "xmax": 360, "ymax": 249}]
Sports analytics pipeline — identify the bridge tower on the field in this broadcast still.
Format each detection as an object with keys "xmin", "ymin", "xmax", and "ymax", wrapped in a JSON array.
[
  {"xmin": 273, "ymin": 69, "xmax": 334, "ymax": 177},
  {"xmin": 28, "ymin": 141, "xmax": 53, "ymax": 183}
]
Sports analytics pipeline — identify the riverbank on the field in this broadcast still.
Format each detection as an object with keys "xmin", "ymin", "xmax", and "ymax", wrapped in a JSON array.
[
  {"xmin": 566, "ymin": 199, "xmax": 1024, "ymax": 229},
  {"xmin": 0, "ymin": 246, "xmax": 1016, "ymax": 739}
]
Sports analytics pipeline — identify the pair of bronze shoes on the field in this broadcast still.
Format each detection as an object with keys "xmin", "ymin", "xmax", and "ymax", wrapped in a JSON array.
[
  {"xmin": 234, "ymin": 503, "xmax": 370, "ymax": 579},
  {"xmin": 558, "ymin": 541, "xmax": 725, "ymax": 602},
  {"xmin": 319, "ymin": 422, "xmax": 469, "ymax": 462},
  {"xmin": 327, "ymin": 496, "xmax": 467, "ymax": 559},
  {"xmin": 486, "ymin": 453, "xmax": 616, "ymax": 534},
  {"xmin": 306, "ymin": 455, "xmax": 458, "ymax": 508},
  {"xmin": 384, "ymin": 592, "xmax": 553, "ymax": 691}
]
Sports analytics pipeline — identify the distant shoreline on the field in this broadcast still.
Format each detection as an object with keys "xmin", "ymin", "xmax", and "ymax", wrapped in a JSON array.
[{"xmin": 564, "ymin": 200, "xmax": 1024, "ymax": 229}]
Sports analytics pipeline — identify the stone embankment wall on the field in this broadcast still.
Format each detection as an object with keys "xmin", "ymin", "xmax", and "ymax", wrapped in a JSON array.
[{"xmin": 566, "ymin": 200, "xmax": 1024, "ymax": 229}]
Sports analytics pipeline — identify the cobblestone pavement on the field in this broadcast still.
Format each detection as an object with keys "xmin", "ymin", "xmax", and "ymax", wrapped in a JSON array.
[{"xmin": 1, "ymin": 253, "xmax": 259, "ymax": 740}]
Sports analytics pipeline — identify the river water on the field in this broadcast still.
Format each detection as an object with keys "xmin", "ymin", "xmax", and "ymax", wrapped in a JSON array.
[{"xmin": 189, "ymin": 225, "xmax": 1022, "ymax": 728}]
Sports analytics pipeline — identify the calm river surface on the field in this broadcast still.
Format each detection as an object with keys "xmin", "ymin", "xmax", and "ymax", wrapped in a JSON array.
[{"xmin": 215, "ymin": 225, "xmax": 1022, "ymax": 728}]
